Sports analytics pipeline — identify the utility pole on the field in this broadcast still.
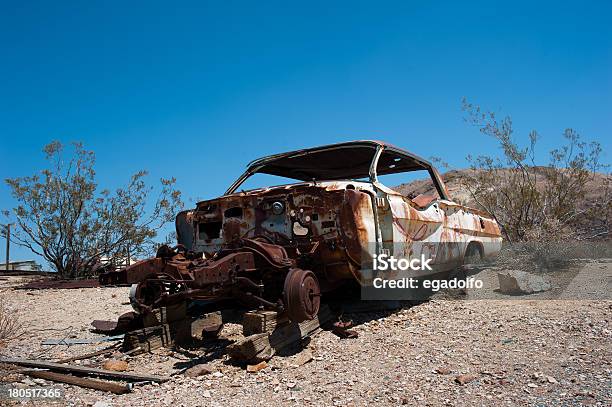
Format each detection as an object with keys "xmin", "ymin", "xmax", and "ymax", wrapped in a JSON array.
[{"xmin": 3, "ymin": 223, "xmax": 11, "ymax": 272}]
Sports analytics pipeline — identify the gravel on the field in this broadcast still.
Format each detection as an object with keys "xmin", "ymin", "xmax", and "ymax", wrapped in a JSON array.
[{"xmin": 0, "ymin": 262, "xmax": 610, "ymax": 406}]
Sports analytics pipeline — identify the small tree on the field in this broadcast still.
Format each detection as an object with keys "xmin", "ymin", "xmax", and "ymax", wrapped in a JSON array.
[
  {"xmin": 461, "ymin": 98, "xmax": 608, "ymax": 242},
  {"xmin": 3, "ymin": 141, "xmax": 183, "ymax": 278}
]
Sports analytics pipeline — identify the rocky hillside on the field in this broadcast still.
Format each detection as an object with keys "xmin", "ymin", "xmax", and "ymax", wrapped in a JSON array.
[{"xmin": 393, "ymin": 169, "xmax": 611, "ymax": 238}]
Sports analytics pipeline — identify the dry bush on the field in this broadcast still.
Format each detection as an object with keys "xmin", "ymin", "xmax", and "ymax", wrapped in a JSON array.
[
  {"xmin": 3, "ymin": 141, "xmax": 183, "ymax": 279},
  {"xmin": 0, "ymin": 297, "xmax": 23, "ymax": 346},
  {"xmin": 461, "ymin": 98, "xmax": 609, "ymax": 243}
]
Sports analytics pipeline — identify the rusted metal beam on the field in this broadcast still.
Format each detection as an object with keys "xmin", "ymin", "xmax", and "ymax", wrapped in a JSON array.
[
  {"xmin": 0, "ymin": 357, "xmax": 170, "ymax": 383},
  {"xmin": 22, "ymin": 370, "xmax": 132, "ymax": 394}
]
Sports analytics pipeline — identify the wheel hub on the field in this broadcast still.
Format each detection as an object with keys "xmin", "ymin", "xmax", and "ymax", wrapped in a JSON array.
[{"xmin": 283, "ymin": 268, "xmax": 321, "ymax": 322}]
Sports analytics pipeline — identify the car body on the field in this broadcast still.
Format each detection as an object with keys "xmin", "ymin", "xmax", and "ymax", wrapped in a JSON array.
[
  {"xmin": 180, "ymin": 140, "xmax": 501, "ymax": 276},
  {"xmin": 101, "ymin": 140, "xmax": 502, "ymax": 321}
]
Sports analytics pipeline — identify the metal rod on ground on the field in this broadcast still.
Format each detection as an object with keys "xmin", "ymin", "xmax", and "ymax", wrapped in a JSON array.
[
  {"xmin": 55, "ymin": 344, "xmax": 120, "ymax": 364},
  {"xmin": 0, "ymin": 357, "xmax": 170, "ymax": 383},
  {"xmin": 22, "ymin": 370, "xmax": 131, "ymax": 394}
]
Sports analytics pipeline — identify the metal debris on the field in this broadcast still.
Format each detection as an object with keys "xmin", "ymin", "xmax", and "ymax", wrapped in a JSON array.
[
  {"xmin": 42, "ymin": 335, "xmax": 123, "ymax": 345},
  {"xmin": 17, "ymin": 278, "xmax": 100, "ymax": 290},
  {"xmin": 331, "ymin": 321, "xmax": 359, "ymax": 339}
]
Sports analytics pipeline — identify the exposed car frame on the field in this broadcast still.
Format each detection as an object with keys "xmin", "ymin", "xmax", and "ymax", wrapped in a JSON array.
[{"xmin": 100, "ymin": 141, "xmax": 502, "ymax": 322}]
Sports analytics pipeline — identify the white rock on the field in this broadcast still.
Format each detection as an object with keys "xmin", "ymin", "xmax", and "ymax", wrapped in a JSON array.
[{"xmin": 497, "ymin": 270, "xmax": 551, "ymax": 294}]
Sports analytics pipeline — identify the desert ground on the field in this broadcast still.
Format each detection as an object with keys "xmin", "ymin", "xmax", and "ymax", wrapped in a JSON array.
[{"xmin": 0, "ymin": 261, "xmax": 610, "ymax": 407}]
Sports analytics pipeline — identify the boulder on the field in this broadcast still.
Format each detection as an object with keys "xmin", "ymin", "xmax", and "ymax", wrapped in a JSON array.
[{"xmin": 497, "ymin": 270, "xmax": 551, "ymax": 294}]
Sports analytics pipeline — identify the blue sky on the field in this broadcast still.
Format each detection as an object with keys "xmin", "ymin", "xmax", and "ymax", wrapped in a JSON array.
[{"xmin": 1, "ymin": 1, "xmax": 610, "ymax": 263}]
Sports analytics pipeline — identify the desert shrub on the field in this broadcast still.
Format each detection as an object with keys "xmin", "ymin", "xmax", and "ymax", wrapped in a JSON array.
[
  {"xmin": 461, "ymin": 98, "xmax": 609, "ymax": 243},
  {"xmin": 4, "ymin": 141, "xmax": 183, "ymax": 279},
  {"xmin": 0, "ymin": 297, "xmax": 22, "ymax": 345}
]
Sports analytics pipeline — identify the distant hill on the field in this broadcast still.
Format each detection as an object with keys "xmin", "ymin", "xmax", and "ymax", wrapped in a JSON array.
[{"xmin": 393, "ymin": 169, "xmax": 611, "ymax": 239}]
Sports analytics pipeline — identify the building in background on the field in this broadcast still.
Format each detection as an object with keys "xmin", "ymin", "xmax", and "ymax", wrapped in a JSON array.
[{"xmin": 1, "ymin": 260, "xmax": 42, "ymax": 272}]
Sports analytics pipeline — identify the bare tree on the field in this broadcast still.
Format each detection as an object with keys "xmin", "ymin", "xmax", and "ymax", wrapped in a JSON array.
[
  {"xmin": 3, "ymin": 141, "xmax": 183, "ymax": 278},
  {"xmin": 461, "ymin": 98, "xmax": 608, "ymax": 242}
]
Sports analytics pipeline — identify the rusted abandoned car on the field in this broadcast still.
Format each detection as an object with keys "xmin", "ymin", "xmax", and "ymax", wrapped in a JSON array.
[{"xmin": 100, "ymin": 141, "xmax": 502, "ymax": 322}]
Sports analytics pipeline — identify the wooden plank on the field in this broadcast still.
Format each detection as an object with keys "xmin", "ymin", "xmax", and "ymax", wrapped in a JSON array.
[
  {"xmin": 123, "ymin": 314, "xmax": 223, "ymax": 354},
  {"xmin": 228, "ymin": 305, "xmax": 333, "ymax": 362},
  {"xmin": 0, "ymin": 357, "xmax": 170, "ymax": 383},
  {"xmin": 227, "ymin": 333, "xmax": 271, "ymax": 362},
  {"xmin": 142, "ymin": 302, "xmax": 187, "ymax": 327},
  {"xmin": 23, "ymin": 370, "xmax": 132, "ymax": 394},
  {"xmin": 242, "ymin": 310, "xmax": 288, "ymax": 336},
  {"xmin": 123, "ymin": 324, "xmax": 173, "ymax": 352}
]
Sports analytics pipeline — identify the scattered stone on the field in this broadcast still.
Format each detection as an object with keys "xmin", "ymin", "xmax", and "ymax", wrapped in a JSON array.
[
  {"xmin": 92, "ymin": 401, "xmax": 112, "ymax": 407},
  {"xmin": 294, "ymin": 349, "xmax": 313, "ymax": 367},
  {"xmin": 5, "ymin": 264, "xmax": 611, "ymax": 405},
  {"xmin": 102, "ymin": 359, "xmax": 128, "ymax": 372},
  {"xmin": 454, "ymin": 374, "xmax": 478, "ymax": 385},
  {"xmin": 185, "ymin": 364, "xmax": 214, "ymax": 377},
  {"xmin": 435, "ymin": 367, "xmax": 451, "ymax": 375},
  {"xmin": 246, "ymin": 361, "xmax": 268, "ymax": 373},
  {"xmin": 497, "ymin": 270, "xmax": 551, "ymax": 294}
]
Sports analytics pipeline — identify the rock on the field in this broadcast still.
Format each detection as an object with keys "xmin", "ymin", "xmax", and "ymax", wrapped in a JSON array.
[
  {"xmin": 435, "ymin": 367, "xmax": 451, "ymax": 375},
  {"xmin": 21, "ymin": 378, "xmax": 36, "ymax": 386},
  {"xmin": 246, "ymin": 361, "xmax": 268, "ymax": 373},
  {"xmin": 202, "ymin": 390, "xmax": 211, "ymax": 398},
  {"xmin": 294, "ymin": 349, "xmax": 313, "ymax": 367},
  {"xmin": 185, "ymin": 364, "xmax": 214, "ymax": 377},
  {"xmin": 454, "ymin": 374, "xmax": 478, "ymax": 385},
  {"xmin": 102, "ymin": 359, "xmax": 128, "ymax": 372},
  {"xmin": 93, "ymin": 401, "xmax": 112, "ymax": 407},
  {"xmin": 497, "ymin": 270, "xmax": 551, "ymax": 294}
]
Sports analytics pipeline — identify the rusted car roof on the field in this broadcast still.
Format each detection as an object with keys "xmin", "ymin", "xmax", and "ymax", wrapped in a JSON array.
[
  {"xmin": 244, "ymin": 140, "xmax": 433, "ymax": 181},
  {"xmin": 226, "ymin": 140, "xmax": 449, "ymax": 199}
]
